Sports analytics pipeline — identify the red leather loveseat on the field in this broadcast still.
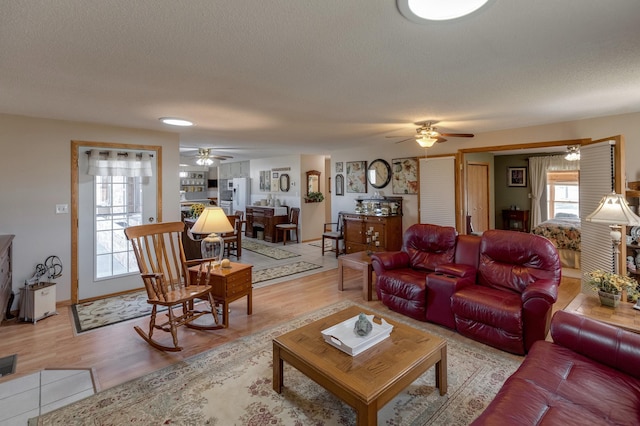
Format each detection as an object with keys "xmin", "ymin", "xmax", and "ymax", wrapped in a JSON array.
[
  {"xmin": 371, "ymin": 224, "xmax": 561, "ymax": 354},
  {"xmin": 473, "ymin": 310, "xmax": 640, "ymax": 425}
]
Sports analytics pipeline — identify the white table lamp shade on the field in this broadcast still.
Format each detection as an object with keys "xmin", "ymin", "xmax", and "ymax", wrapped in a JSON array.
[
  {"xmin": 191, "ymin": 207, "xmax": 234, "ymax": 262},
  {"xmin": 586, "ymin": 193, "xmax": 640, "ymax": 226}
]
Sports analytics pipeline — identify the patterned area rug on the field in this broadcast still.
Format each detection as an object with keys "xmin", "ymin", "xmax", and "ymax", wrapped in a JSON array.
[
  {"xmin": 36, "ymin": 301, "xmax": 523, "ymax": 425},
  {"xmin": 242, "ymin": 239, "xmax": 300, "ymax": 260},
  {"xmin": 252, "ymin": 261, "xmax": 322, "ymax": 286},
  {"xmin": 71, "ymin": 290, "xmax": 163, "ymax": 333}
]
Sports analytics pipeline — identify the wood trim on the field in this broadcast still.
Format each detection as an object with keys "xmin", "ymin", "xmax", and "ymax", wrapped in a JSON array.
[
  {"xmin": 459, "ymin": 138, "xmax": 591, "ymax": 154},
  {"xmin": 70, "ymin": 140, "xmax": 163, "ymax": 304}
]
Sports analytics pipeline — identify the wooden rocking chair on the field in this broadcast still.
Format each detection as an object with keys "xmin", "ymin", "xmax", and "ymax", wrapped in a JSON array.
[{"xmin": 124, "ymin": 221, "xmax": 223, "ymax": 352}]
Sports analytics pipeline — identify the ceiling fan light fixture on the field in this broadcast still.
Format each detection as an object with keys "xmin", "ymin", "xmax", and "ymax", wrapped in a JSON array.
[
  {"xmin": 416, "ymin": 136, "xmax": 438, "ymax": 148},
  {"xmin": 398, "ymin": 0, "xmax": 490, "ymax": 22},
  {"xmin": 159, "ymin": 117, "xmax": 194, "ymax": 127},
  {"xmin": 565, "ymin": 145, "xmax": 581, "ymax": 161}
]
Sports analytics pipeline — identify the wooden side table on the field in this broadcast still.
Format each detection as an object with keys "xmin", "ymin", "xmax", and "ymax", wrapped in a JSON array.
[
  {"xmin": 189, "ymin": 262, "xmax": 252, "ymax": 328},
  {"xmin": 564, "ymin": 292, "xmax": 640, "ymax": 334},
  {"xmin": 338, "ymin": 251, "xmax": 375, "ymax": 301}
]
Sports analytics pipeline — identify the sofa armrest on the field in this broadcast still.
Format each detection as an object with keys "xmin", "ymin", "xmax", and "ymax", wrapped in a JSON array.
[
  {"xmin": 551, "ymin": 310, "xmax": 640, "ymax": 379},
  {"xmin": 435, "ymin": 263, "xmax": 476, "ymax": 279},
  {"xmin": 370, "ymin": 251, "xmax": 409, "ymax": 274},
  {"xmin": 521, "ymin": 279, "xmax": 558, "ymax": 304}
]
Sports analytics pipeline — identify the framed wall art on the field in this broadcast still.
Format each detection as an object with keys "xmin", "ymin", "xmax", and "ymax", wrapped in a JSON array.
[
  {"xmin": 507, "ymin": 166, "xmax": 527, "ymax": 187},
  {"xmin": 335, "ymin": 174, "xmax": 344, "ymax": 196},
  {"xmin": 391, "ymin": 157, "xmax": 419, "ymax": 194},
  {"xmin": 346, "ymin": 161, "xmax": 367, "ymax": 193},
  {"xmin": 259, "ymin": 170, "xmax": 271, "ymax": 191},
  {"xmin": 336, "ymin": 161, "xmax": 343, "ymax": 173}
]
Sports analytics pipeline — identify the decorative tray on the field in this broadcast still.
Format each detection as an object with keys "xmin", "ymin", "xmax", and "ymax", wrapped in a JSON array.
[{"xmin": 321, "ymin": 314, "xmax": 393, "ymax": 356}]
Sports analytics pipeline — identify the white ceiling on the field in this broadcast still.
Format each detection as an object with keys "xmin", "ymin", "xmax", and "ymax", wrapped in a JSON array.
[{"xmin": 2, "ymin": 1, "xmax": 640, "ymax": 161}]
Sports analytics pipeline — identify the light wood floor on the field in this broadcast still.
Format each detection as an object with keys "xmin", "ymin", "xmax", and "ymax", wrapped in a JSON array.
[{"xmin": 0, "ymin": 268, "xmax": 580, "ymax": 391}]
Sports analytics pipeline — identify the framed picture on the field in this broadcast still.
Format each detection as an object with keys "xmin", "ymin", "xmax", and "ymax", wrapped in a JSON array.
[
  {"xmin": 346, "ymin": 161, "xmax": 367, "ymax": 193},
  {"xmin": 259, "ymin": 170, "xmax": 271, "ymax": 191},
  {"xmin": 507, "ymin": 167, "xmax": 527, "ymax": 187},
  {"xmin": 335, "ymin": 174, "xmax": 344, "ymax": 196},
  {"xmin": 391, "ymin": 157, "xmax": 419, "ymax": 194},
  {"xmin": 336, "ymin": 162, "xmax": 343, "ymax": 173}
]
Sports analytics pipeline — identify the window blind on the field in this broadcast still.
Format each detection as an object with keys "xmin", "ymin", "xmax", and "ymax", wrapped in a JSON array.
[{"xmin": 419, "ymin": 157, "xmax": 456, "ymax": 226}]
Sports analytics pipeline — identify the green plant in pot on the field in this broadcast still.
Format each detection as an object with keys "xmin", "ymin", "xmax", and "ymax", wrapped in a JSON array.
[{"xmin": 305, "ymin": 191, "xmax": 324, "ymax": 203}]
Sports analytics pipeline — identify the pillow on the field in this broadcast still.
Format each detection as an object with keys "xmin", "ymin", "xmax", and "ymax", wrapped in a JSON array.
[{"xmin": 555, "ymin": 212, "xmax": 578, "ymax": 219}]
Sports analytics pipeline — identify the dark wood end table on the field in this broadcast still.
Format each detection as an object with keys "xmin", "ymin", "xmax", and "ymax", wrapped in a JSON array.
[{"xmin": 338, "ymin": 251, "xmax": 375, "ymax": 301}]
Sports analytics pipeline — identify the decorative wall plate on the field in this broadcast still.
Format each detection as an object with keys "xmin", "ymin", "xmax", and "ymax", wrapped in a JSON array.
[{"xmin": 631, "ymin": 226, "xmax": 640, "ymax": 243}]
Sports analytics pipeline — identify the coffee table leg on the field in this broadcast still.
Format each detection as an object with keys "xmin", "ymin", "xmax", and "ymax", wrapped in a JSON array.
[
  {"xmin": 363, "ymin": 265, "xmax": 373, "ymax": 301},
  {"xmin": 435, "ymin": 345, "xmax": 448, "ymax": 395},
  {"xmin": 273, "ymin": 343, "xmax": 283, "ymax": 393},
  {"xmin": 338, "ymin": 259, "xmax": 344, "ymax": 291},
  {"xmin": 356, "ymin": 402, "xmax": 377, "ymax": 426}
]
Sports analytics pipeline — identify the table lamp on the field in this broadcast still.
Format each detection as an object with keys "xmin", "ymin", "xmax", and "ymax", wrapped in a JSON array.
[{"xmin": 190, "ymin": 207, "xmax": 234, "ymax": 266}]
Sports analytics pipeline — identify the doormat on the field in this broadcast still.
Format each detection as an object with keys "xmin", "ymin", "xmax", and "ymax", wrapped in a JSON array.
[
  {"xmin": 71, "ymin": 291, "xmax": 166, "ymax": 333},
  {"xmin": 252, "ymin": 261, "xmax": 322, "ymax": 286},
  {"xmin": 242, "ymin": 239, "xmax": 300, "ymax": 260}
]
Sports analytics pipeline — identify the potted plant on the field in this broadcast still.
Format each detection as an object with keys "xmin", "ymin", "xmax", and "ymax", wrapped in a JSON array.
[
  {"xmin": 585, "ymin": 269, "xmax": 638, "ymax": 307},
  {"xmin": 304, "ymin": 191, "xmax": 325, "ymax": 203}
]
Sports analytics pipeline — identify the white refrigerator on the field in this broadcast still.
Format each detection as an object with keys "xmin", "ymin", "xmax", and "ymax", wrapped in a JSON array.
[{"xmin": 231, "ymin": 177, "xmax": 250, "ymax": 213}]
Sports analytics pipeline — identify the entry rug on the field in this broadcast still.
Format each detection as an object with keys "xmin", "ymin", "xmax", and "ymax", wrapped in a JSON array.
[
  {"xmin": 71, "ymin": 290, "xmax": 166, "ymax": 333},
  {"xmin": 33, "ymin": 301, "xmax": 523, "ymax": 425},
  {"xmin": 252, "ymin": 261, "xmax": 322, "ymax": 286},
  {"xmin": 242, "ymin": 239, "xmax": 300, "ymax": 260}
]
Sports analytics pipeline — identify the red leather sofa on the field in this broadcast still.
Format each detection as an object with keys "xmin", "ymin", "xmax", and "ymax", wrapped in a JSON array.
[
  {"xmin": 371, "ymin": 224, "xmax": 561, "ymax": 354},
  {"xmin": 473, "ymin": 310, "xmax": 640, "ymax": 425}
]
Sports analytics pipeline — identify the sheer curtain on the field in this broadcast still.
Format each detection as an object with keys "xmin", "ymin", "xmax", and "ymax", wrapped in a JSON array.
[
  {"xmin": 87, "ymin": 149, "xmax": 153, "ymax": 177},
  {"xmin": 529, "ymin": 155, "xmax": 579, "ymax": 227}
]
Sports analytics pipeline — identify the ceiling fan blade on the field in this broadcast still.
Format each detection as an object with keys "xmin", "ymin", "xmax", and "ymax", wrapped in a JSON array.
[
  {"xmin": 440, "ymin": 133, "xmax": 474, "ymax": 138},
  {"xmin": 394, "ymin": 137, "xmax": 415, "ymax": 144},
  {"xmin": 386, "ymin": 135, "xmax": 412, "ymax": 138},
  {"xmin": 436, "ymin": 137, "xmax": 448, "ymax": 143}
]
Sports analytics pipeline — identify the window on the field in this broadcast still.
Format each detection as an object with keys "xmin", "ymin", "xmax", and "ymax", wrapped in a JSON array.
[
  {"xmin": 95, "ymin": 175, "xmax": 143, "ymax": 279},
  {"xmin": 547, "ymin": 171, "xmax": 579, "ymax": 218}
]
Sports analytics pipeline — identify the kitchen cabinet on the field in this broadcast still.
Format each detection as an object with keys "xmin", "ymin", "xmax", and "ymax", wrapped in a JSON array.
[
  {"xmin": 0, "ymin": 235, "xmax": 14, "ymax": 322},
  {"xmin": 342, "ymin": 213, "xmax": 402, "ymax": 254},
  {"xmin": 245, "ymin": 206, "xmax": 288, "ymax": 243},
  {"xmin": 502, "ymin": 209, "xmax": 530, "ymax": 232}
]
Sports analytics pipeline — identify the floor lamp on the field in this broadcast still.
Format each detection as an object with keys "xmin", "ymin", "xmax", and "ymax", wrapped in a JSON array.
[
  {"xmin": 586, "ymin": 192, "xmax": 640, "ymax": 310},
  {"xmin": 191, "ymin": 207, "xmax": 234, "ymax": 266}
]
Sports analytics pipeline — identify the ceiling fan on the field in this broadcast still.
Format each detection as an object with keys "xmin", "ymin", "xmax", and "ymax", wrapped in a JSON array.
[
  {"xmin": 182, "ymin": 147, "xmax": 233, "ymax": 166},
  {"xmin": 387, "ymin": 121, "xmax": 474, "ymax": 148}
]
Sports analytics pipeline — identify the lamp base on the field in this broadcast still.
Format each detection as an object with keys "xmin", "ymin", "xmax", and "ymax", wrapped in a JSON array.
[{"xmin": 201, "ymin": 233, "xmax": 223, "ymax": 266}]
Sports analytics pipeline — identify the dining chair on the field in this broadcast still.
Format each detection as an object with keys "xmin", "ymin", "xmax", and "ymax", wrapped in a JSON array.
[
  {"xmin": 124, "ymin": 221, "xmax": 223, "ymax": 352},
  {"xmin": 275, "ymin": 207, "xmax": 300, "ymax": 245},
  {"xmin": 221, "ymin": 214, "xmax": 243, "ymax": 258},
  {"xmin": 322, "ymin": 212, "xmax": 344, "ymax": 257}
]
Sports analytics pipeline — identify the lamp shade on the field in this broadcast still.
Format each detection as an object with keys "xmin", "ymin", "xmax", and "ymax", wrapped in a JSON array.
[
  {"xmin": 416, "ymin": 137, "xmax": 437, "ymax": 148},
  {"xmin": 585, "ymin": 193, "xmax": 640, "ymax": 226},
  {"xmin": 191, "ymin": 207, "xmax": 234, "ymax": 235}
]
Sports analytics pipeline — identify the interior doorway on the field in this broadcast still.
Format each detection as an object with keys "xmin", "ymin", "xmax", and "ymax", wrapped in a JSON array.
[{"xmin": 466, "ymin": 162, "xmax": 490, "ymax": 233}]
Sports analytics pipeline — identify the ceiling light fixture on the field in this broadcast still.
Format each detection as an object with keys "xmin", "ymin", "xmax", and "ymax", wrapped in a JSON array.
[
  {"xmin": 159, "ymin": 117, "xmax": 194, "ymax": 127},
  {"xmin": 416, "ymin": 136, "xmax": 438, "ymax": 148},
  {"xmin": 565, "ymin": 145, "xmax": 581, "ymax": 161},
  {"xmin": 398, "ymin": 0, "xmax": 490, "ymax": 23}
]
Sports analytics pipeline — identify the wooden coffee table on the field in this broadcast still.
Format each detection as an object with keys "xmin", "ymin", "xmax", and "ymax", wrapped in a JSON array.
[{"xmin": 272, "ymin": 306, "xmax": 447, "ymax": 426}]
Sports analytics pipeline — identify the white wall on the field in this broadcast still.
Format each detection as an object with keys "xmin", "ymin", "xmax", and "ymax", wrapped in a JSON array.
[
  {"xmin": 0, "ymin": 113, "xmax": 180, "ymax": 306},
  {"xmin": 328, "ymin": 111, "xmax": 640, "ymax": 233},
  {"xmin": 249, "ymin": 155, "xmax": 301, "ymax": 208}
]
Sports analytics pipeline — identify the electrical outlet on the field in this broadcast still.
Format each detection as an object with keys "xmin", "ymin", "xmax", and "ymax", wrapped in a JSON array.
[{"xmin": 56, "ymin": 204, "xmax": 69, "ymax": 214}]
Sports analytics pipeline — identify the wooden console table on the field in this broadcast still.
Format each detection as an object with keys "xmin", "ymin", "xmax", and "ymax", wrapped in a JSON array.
[
  {"xmin": 564, "ymin": 293, "xmax": 640, "ymax": 334},
  {"xmin": 502, "ymin": 209, "xmax": 530, "ymax": 232},
  {"xmin": 189, "ymin": 262, "xmax": 252, "ymax": 328},
  {"xmin": 245, "ymin": 206, "xmax": 288, "ymax": 243}
]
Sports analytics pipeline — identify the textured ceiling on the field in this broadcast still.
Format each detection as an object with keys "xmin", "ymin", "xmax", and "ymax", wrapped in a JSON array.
[{"xmin": 2, "ymin": 1, "xmax": 640, "ymax": 161}]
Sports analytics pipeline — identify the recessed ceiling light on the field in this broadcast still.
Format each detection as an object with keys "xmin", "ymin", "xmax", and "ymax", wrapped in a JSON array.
[
  {"xmin": 398, "ymin": 0, "xmax": 490, "ymax": 22},
  {"xmin": 159, "ymin": 117, "xmax": 194, "ymax": 127}
]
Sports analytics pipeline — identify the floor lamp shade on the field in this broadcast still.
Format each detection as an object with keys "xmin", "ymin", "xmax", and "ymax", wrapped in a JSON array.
[{"xmin": 191, "ymin": 207, "xmax": 234, "ymax": 263}]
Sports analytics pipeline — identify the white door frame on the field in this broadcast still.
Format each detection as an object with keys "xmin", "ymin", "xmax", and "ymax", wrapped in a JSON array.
[{"xmin": 71, "ymin": 140, "xmax": 163, "ymax": 304}]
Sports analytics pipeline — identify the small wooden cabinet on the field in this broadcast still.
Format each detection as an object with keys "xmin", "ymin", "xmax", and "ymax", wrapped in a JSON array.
[
  {"xmin": 343, "ymin": 213, "xmax": 403, "ymax": 254},
  {"xmin": 502, "ymin": 209, "xmax": 530, "ymax": 232},
  {"xmin": 245, "ymin": 206, "xmax": 288, "ymax": 243},
  {"xmin": 0, "ymin": 235, "xmax": 14, "ymax": 321}
]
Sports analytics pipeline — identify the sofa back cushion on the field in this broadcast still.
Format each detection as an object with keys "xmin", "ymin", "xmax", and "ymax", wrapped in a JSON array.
[
  {"xmin": 478, "ymin": 229, "xmax": 561, "ymax": 293},
  {"xmin": 403, "ymin": 224, "xmax": 457, "ymax": 271}
]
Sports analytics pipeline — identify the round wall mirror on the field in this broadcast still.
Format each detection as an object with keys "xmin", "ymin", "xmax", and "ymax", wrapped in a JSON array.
[
  {"xmin": 306, "ymin": 170, "xmax": 321, "ymax": 195},
  {"xmin": 279, "ymin": 173, "xmax": 290, "ymax": 192}
]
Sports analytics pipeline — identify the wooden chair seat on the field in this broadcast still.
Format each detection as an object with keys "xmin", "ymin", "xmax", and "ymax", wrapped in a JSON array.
[{"xmin": 125, "ymin": 222, "xmax": 224, "ymax": 352}]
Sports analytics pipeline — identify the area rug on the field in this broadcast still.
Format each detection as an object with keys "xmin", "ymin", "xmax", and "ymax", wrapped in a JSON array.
[
  {"xmin": 34, "ymin": 301, "xmax": 523, "ymax": 425},
  {"xmin": 242, "ymin": 239, "xmax": 300, "ymax": 260},
  {"xmin": 253, "ymin": 261, "xmax": 322, "ymax": 286},
  {"xmin": 71, "ymin": 291, "xmax": 165, "ymax": 333}
]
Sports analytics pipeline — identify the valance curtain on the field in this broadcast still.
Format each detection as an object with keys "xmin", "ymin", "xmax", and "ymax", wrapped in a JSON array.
[
  {"xmin": 87, "ymin": 149, "xmax": 153, "ymax": 177},
  {"xmin": 529, "ymin": 155, "xmax": 580, "ymax": 227}
]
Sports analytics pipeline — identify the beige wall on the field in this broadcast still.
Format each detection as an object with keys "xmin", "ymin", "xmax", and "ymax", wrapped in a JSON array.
[{"xmin": 0, "ymin": 114, "xmax": 180, "ymax": 307}]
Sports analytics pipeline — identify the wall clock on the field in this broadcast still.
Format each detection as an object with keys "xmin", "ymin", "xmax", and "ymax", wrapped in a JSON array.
[{"xmin": 367, "ymin": 159, "xmax": 391, "ymax": 189}]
